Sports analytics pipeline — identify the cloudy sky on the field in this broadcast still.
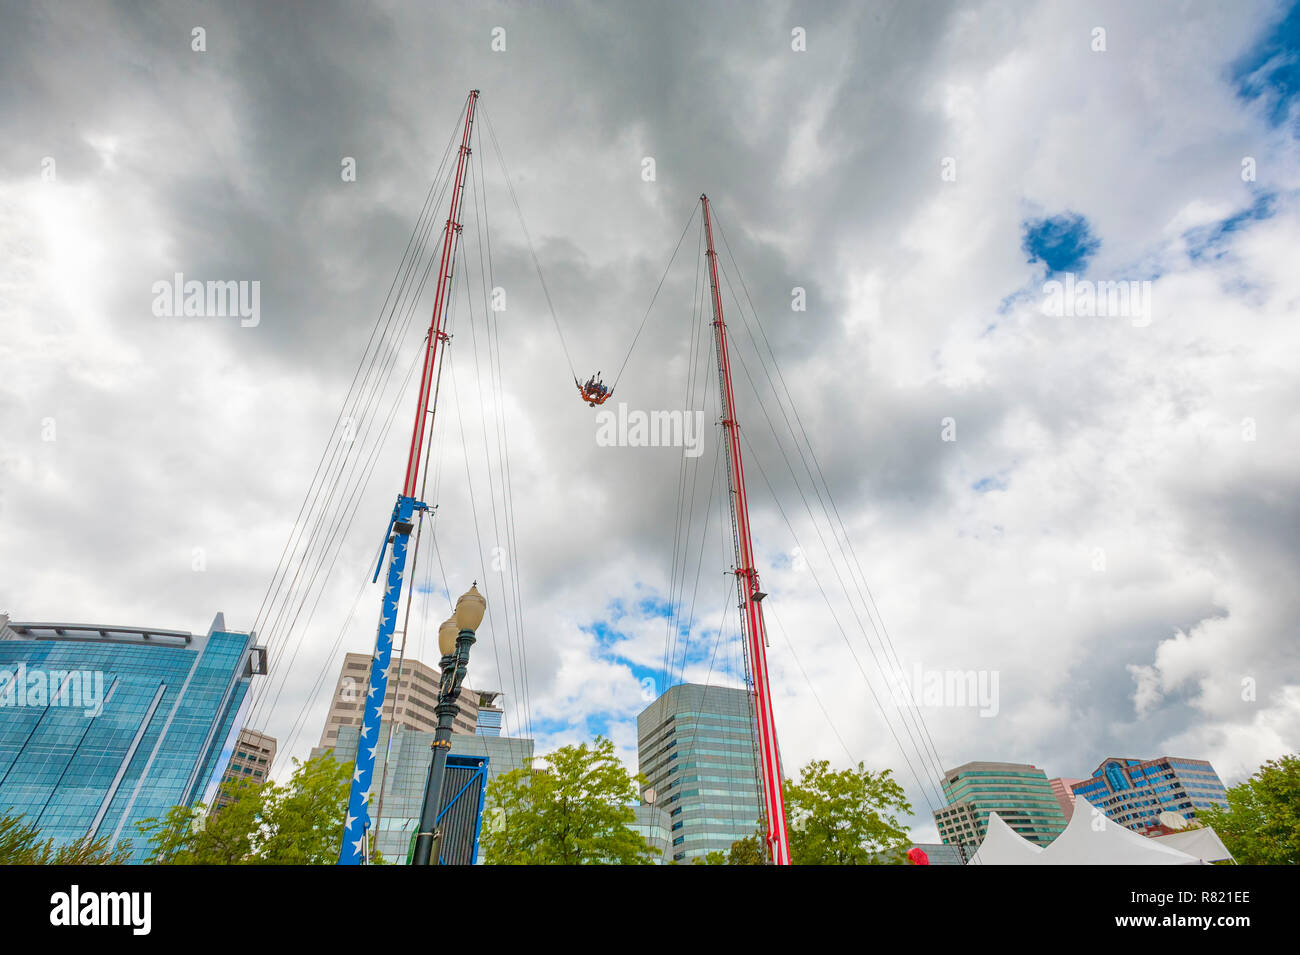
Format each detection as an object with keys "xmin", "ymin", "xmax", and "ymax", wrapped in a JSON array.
[{"xmin": 2, "ymin": 0, "xmax": 1298, "ymax": 840}]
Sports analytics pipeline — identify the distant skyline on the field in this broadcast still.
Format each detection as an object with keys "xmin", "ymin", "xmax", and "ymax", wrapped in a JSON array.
[{"xmin": 2, "ymin": 1, "xmax": 1298, "ymax": 841}]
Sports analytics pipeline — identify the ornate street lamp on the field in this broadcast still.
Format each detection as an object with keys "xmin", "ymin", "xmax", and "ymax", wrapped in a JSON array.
[{"xmin": 411, "ymin": 583, "xmax": 486, "ymax": 865}]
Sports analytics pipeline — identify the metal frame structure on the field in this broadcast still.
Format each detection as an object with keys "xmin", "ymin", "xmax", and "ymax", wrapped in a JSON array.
[
  {"xmin": 434, "ymin": 754, "xmax": 489, "ymax": 865},
  {"xmin": 403, "ymin": 755, "xmax": 488, "ymax": 865}
]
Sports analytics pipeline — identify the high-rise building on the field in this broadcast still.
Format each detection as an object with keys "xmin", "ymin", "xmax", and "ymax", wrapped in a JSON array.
[
  {"xmin": 632, "ymin": 804, "xmax": 671, "ymax": 864},
  {"xmin": 1049, "ymin": 776, "xmax": 1082, "ymax": 821},
  {"xmin": 932, "ymin": 800, "xmax": 982, "ymax": 848},
  {"xmin": 475, "ymin": 695, "xmax": 504, "ymax": 736},
  {"xmin": 637, "ymin": 683, "xmax": 763, "ymax": 864},
  {"xmin": 0, "ymin": 614, "xmax": 267, "ymax": 862},
  {"xmin": 214, "ymin": 728, "xmax": 277, "ymax": 808},
  {"xmin": 933, "ymin": 761, "xmax": 1067, "ymax": 849},
  {"xmin": 1071, "ymin": 757, "xmax": 1228, "ymax": 832},
  {"xmin": 317, "ymin": 651, "xmax": 489, "ymax": 750},
  {"xmin": 318, "ymin": 721, "xmax": 534, "ymax": 863}
]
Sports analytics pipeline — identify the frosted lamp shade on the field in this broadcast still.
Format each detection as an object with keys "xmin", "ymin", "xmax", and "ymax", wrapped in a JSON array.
[
  {"xmin": 455, "ymin": 584, "xmax": 487, "ymax": 631},
  {"xmin": 437, "ymin": 617, "xmax": 459, "ymax": 656}
]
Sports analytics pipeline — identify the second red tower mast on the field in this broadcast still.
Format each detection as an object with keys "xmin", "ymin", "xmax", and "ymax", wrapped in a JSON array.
[{"xmin": 701, "ymin": 194, "xmax": 791, "ymax": 865}]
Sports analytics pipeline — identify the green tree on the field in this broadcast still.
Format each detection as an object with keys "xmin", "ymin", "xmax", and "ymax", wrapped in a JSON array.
[
  {"xmin": 0, "ymin": 812, "xmax": 132, "ymax": 864},
  {"xmin": 259, "ymin": 754, "xmax": 356, "ymax": 864},
  {"xmin": 481, "ymin": 736, "xmax": 658, "ymax": 865},
  {"xmin": 784, "ymin": 760, "xmax": 912, "ymax": 865},
  {"xmin": 1199, "ymin": 754, "xmax": 1300, "ymax": 865},
  {"xmin": 137, "ymin": 773, "xmax": 267, "ymax": 864},
  {"xmin": 726, "ymin": 828, "xmax": 768, "ymax": 865},
  {"xmin": 137, "ymin": 754, "xmax": 367, "ymax": 864}
]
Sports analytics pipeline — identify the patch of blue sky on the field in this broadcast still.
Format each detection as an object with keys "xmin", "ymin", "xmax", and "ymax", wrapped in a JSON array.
[
  {"xmin": 596, "ymin": 592, "xmax": 674, "ymax": 628},
  {"xmin": 634, "ymin": 595, "xmax": 674, "ymax": 619},
  {"xmin": 972, "ymin": 475, "xmax": 1008, "ymax": 493},
  {"xmin": 1184, "ymin": 192, "xmax": 1278, "ymax": 262},
  {"xmin": 1022, "ymin": 212, "xmax": 1101, "ymax": 275},
  {"xmin": 412, "ymin": 580, "xmax": 450, "ymax": 600},
  {"xmin": 582, "ymin": 607, "xmax": 672, "ymax": 697},
  {"xmin": 997, "ymin": 285, "xmax": 1039, "ymax": 315},
  {"xmin": 1232, "ymin": 0, "xmax": 1300, "ymax": 129},
  {"xmin": 769, "ymin": 550, "xmax": 799, "ymax": 571},
  {"xmin": 673, "ymin": 626, "xmax": 737, "ymax": 678},
  {"xmin": 572, "ymin": 579, "xmax": 760, "ymax": 738},
  {"xmin": 1009, "ymin": 211, "xmax": 1167, "ymax": 315},
  {"xmin": 530, "ymin": 711, "xmax": 616, "ymax": 741},
  {"xmin": 587, "ymin": 617, "xmax": 662, "ymax": 687}
]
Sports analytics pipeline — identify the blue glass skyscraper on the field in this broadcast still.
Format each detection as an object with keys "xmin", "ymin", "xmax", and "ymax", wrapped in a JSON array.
[
  {"xmin": 0, "ymin": 613, "xmax": 267, "ymax": 861},
  {"xmin": 1071, "ymin": 756, "xmax": 1229, "ymax": 832}
]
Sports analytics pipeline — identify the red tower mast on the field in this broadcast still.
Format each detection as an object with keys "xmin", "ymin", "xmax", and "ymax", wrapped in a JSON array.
[
  {"xmin": 403, "ymin": 89, "xmax": 479, "ymax": 497},
  {"xmin": 701, "ymin": 194, "xmax": 790, "ymax": 865}
]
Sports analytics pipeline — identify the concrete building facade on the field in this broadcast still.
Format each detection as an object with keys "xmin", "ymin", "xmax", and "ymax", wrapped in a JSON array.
[
  {"xmin": 215, "ymin": 727, "xmax": 277, "ymax": 808},
  {"xmin": 1049, "ymin": 776, "xmax": 1082, "ymax": 821},
  {"xmin": 318, "ymin": 651, "xmax": 491, "ymax": 750}
]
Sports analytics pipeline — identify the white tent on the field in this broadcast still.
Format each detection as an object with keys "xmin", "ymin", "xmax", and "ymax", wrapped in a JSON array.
[
  {"xmin": 1151, "ymin": 826, "xmax": 1235, "ymax": 864},
  {"xmin": 965, "ymin": 811, "xmax": 1044, "ymax": 865},
  {"xmin": 965, "ymin": 798, "xmax": 1206, "ymax": 865},
  {"xmin": 1034, "ymin": 798, "xmax": 1203, "ymax": 864}
]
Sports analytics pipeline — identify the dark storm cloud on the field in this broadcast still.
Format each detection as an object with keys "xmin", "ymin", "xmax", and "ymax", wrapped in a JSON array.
[{"xmin": 3, "ymin": 0, "xmax": 1298, "ymax": 843}]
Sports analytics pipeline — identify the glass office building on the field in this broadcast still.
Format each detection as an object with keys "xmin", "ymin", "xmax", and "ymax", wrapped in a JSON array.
[
  {"xmin": 0, "ymin": 614, "xmax": 267, "ymax": 861},
  {"xmin": 933, "ymin": 760, "xmax": 1067, "ymax": 849},
  {"xmin": 631, "ymin": 803, "xmax": 671, "ymax": 864},
  {"xmin": 637, "ymin": 683, "xmax": 764, "ymax": 863},
  {"xmin": 1071, "ymin": 756, "xmax": 1229, "ymax": 832}
]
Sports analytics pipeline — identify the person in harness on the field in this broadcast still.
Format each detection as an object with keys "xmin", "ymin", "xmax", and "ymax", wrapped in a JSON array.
[{"xmin": 578, "ymin": 371, "xmax": 612, "ymax": 406}]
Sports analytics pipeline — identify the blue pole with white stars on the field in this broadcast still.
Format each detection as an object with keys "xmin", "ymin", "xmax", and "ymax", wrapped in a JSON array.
[
  {"xmin": 338, "ymin": 495, "xmax": 420, "ymax": 864},
  {"xmin": 336, "ymin": 90, "xmax": 478, "ymax": 865}
]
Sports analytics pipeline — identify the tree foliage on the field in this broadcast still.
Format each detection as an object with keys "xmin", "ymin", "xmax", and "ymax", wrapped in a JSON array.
[
  {"xmin": 0, "ymin": 812, "xmax": 132, "ymax": 864},
  {"xmin": 1199, "ymin": 754, "xmax": 1300, "ymax": 865},
  {"xmin": 260, "ymin": 754, "xmax": 361, "ymax": 864},
  {"xmin": 784, "ymin": 760, "xmax": 912, "ymax": 865},
  {"xmin": 137, "ymin": 754, "xmax": 367, "ymax": 864},
  {"xmin": 726, "ymin": 828, "xmax": 768, "ymax": 865},
  {"xmin": 481, "ymin": 736, "xmax": 658, "ymax": 865}
]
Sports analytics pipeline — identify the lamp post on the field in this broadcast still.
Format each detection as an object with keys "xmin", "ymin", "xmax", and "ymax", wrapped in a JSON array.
[{"xmin": 411, "ymin": 583, "xmax": 486, "ymax": 865}]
